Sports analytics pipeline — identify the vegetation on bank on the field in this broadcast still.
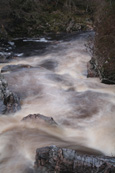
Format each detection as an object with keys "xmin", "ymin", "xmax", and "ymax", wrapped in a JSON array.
[
  {"xmin": 0, "ymin": 0, "xmax": 114, "ymax": 83},
  {"xmin": 0, "ymin": 0, "xmax": 93, "ymax": 38}
]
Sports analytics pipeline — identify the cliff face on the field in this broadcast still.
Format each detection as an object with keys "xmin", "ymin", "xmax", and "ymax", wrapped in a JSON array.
[
  {"xmin": 90, "ymin": 0, "xmax": 115, "ymax": 84},
  {"xmin": 0, "ymin": 0, "xmax": 92, "ymax": 38}
]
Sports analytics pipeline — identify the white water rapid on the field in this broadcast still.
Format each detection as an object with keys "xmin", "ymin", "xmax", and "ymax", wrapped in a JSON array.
[{"xmin": 0, "ymin": 32, "xmax": 115, "ymax": 173}]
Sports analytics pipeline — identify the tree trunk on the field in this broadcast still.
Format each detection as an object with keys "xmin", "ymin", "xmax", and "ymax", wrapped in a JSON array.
[{"xmin": 34, "ymin": 145, "xmax": 115, "ymax": 173}]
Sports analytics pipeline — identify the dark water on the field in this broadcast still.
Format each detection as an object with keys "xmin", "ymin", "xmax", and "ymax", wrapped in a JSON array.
[{"xmin": 11, "ymin": 31, "xmax": 89, "ymax": 57}]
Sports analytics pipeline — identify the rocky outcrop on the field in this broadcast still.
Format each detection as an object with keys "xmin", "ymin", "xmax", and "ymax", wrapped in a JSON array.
[
  {"xmin": 0, "ymin": 74, "xmax": 20, "ymax": 114},
  {"xmin": 87, "ymin": 0, "xmax": 115, "ymax": 84},
  {"xmin": 34, "ymin": 145, "xmax": 115, "ymax": 173},
  {"xmin": 89, "ymin": 52, "xmax": 115, "ymax": 84}
]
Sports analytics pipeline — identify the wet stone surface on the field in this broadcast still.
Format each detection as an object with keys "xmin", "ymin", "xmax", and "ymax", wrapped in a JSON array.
[
  {"xmin": 22, "ymin": 114, "xmax": 57, "ymax": 126},
  {"xmin": 0, "ymin": 74, "xmax": 21, "ymax": 114},
  {"xmin": 35, "ymin": 146, "xmax": 115, "ymax": 173},
  {"xmin": 1, "ymin": 64, "xmax": 33, "ymax": 73},
  {"xmin": 39, "ymin": 59, "xmax": 58, "ymax": 71}
]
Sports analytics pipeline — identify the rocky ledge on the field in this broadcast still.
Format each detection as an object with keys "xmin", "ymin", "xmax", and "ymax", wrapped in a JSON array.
[
  {"xmin": 0, "ymin": 74, "xmax": 20, "ymax": 114},
  {"xmin": 34, "ymin": 145, "xmax": 115, "ymax": 173}
]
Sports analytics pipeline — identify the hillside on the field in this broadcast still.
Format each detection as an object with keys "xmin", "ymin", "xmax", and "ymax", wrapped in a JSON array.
[{"xmin": 0, "ymin": 0, "xmax": 93, "ymax": 38}]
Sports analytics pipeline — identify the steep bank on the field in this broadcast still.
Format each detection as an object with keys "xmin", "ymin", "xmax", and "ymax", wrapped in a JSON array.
[{"xmin": 88, "ymin": 0, "xmax": 115, "ymax": 84}]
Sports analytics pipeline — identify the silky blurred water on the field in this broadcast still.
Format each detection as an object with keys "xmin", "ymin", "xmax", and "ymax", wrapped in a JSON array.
[{"xmin": 0, "ymin": 32, "xmax": 115, "ymax": 173}]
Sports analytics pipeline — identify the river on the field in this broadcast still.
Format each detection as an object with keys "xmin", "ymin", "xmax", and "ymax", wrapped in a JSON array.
[{"xmin": 0, "ymin": 31, "xmax": 115, "ymax": 173}]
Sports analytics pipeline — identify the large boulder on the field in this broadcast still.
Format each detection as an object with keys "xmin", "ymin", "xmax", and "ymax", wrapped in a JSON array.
[
  {"xmin": 0, "ymin": 74, "xmax": 20, "ymax": 114},
  {"xmin": 34, "ymin": 145, "xmax": 115, "ymax": 173}
]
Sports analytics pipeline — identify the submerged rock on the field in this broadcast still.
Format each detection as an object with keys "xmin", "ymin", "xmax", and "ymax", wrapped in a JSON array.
[
  {"xmin": 0, "ymin": 74, "xmax": 20, "ymax": 114},
  {"xmin": 39, "ymin": 59, "xmax": 58, "ymax": 71},
  {"xmin": 22, "ymin": 114, "xmax": 57, "ymax": 126},
  {"xmin": 1, "ymin": 64, "xmax": 32, "ymax": 73}
]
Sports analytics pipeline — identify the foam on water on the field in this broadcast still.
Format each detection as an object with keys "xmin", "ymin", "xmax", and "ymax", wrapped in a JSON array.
[{"xmin": 0, "ymin": 32, "xmax": 115, "ymax": 172}]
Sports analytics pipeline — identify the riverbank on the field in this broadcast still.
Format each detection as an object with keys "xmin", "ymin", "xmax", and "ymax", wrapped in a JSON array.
[
  {"xmin": 0, "ymin": 0, "xmax": 114, "ymax": 84},
  {"xmin": 0, "ymin": 0, "xmax": 93, "ymax": 39}
]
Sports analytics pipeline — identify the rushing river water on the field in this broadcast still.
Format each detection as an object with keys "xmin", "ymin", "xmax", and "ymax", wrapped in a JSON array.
[{"xmin": 0, "ymin": 32, "xmax": 115, "ymax": 173}]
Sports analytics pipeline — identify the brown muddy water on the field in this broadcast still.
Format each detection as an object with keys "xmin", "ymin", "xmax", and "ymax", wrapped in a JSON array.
[{"xmin": 0, "ymin": 32, "xmax": 115, "ymax": 173}]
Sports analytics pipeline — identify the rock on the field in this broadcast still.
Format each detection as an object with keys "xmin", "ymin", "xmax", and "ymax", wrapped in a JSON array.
[
  {"xmin": 89, "ymin": 54, "xmax": 115, "ymax": 84},
  {"xmin": 1, "ymin": 64, "xmax": 32, "ymax": 73},
  {"xmin": 87, "ymin": 60, "xmax": 98, "ymax": 77},
  {"xmin": 66, "ymin": 20, "xmax": 83, "ymax": 33},
  {"xmin": 101, "ymin": 78, "xmax": 115, "ymax": 85},
  {"xmin": 34, "ymin": 145, "xmax": 115, "ymax": 173},
  {"xmin": 87, "ymin": 39, "xmax": 115, "ymax": 84},
  {"xmin": 0, "ymin": 40, "xmax": 15, "ymax": 63},
  {"xmin": 22, "ymin": 114, "xmax": 57, "ymax": 126},
  {"xmin": 0, "ymin": 100, "xmax": 6, "ymax": 114},
  {"xmin": 0, "ymin": 74, "xmax": 20, "ymax": 114},
  {"xmin": 0, "ymin": 54, "xmax": 8, "ymax": 63},
  {"xmin": 66, "ymin": 20, "xmax": 75, "ymax": 32},
  {"xmin": 0, "ymin": 52, "xmax": 13, "ymax": 63},
  {"xmin": 39, "ymin": 59, "xmax": 58, "ymax": 71}
]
